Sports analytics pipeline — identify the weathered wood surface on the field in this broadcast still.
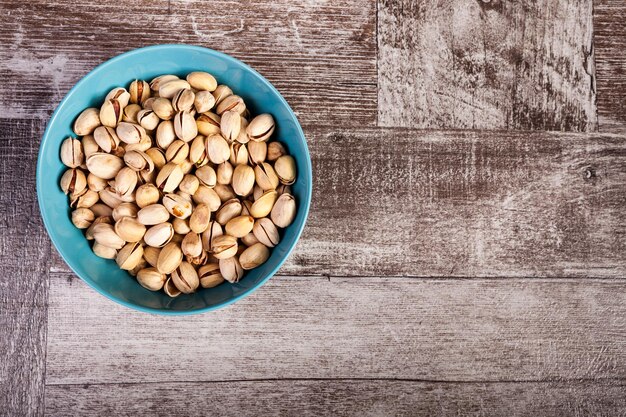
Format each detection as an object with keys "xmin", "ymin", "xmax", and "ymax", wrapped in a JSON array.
[
  {"xmin": 0, "ymin": 119, "xmax": 50, "ymax": 416},
  {"xmin": 46, "ymin": 273, "xmax": 626, "ymax": 385},
  {"xmin": 45, "ymin": 380, "xmax": 626, "ymax": 417},
  {"xmin": 40, "ymin": 127, "xmax": 626, "ymax": 278},
  {"xmin": 0, "ymin": 0, "xmax": 376, "ymax": 126},
  {"xmin": 378, "ymin": 0, "xmax": 597, "ymax": 131},
  {"xmin": 594, "ymin": 0, "xmax": 626, "ymax": 133}
]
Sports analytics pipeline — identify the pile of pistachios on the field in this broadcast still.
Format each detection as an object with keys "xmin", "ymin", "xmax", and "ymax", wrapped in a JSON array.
[{"xmin": 60, "ymin": 72, "xmax": 297, "ymax": 297}]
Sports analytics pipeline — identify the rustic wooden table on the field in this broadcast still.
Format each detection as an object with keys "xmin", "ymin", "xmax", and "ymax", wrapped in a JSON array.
[{"xmin": 1, "ymin": 0, "xmax": 625, "ymax": 415}]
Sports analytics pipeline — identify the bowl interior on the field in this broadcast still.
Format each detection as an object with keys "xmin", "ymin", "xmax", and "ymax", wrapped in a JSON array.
[{"xmin": 37, "ymin": 45, "xmax": 312, "ymax": 314}]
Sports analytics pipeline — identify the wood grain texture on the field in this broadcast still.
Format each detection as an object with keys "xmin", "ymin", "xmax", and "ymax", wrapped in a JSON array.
[
  {"xmin": 378, "ymin": 0, "xmax": 597, "ymax": 131},
  {"xmin": 0, "ymin": 0, "xmax": 376, "ymax": 126},
  {"xmin": 594, "ymin": 0, "xmax": 626, "ymax": 133},
  {"xmin": 46, "ymin": 273, "xmax": 626, "ymax": 385},
  {"xmin": 0, "ymin": 119, "xmax": 50, "ymax": 416},
  {"xmin": 45, "ymin": 380, "xmax": 626, "ymax": 417},
  {"xmin": 48, "ymin": 127, "xmax": 626, "ymax": 278}
]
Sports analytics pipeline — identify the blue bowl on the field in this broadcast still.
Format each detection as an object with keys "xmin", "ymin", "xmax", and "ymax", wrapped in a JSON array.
[{"xmin": 37, "ymin": 44, "xmax": 312, "ymax": 315}]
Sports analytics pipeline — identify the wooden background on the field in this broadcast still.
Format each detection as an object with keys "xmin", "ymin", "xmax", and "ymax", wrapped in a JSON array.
[{"xmin": 1, "ymin": 0, "xmax": 625, "ymax": 415}]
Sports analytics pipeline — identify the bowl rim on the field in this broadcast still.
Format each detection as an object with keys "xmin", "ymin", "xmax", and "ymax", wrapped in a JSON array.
[{"xmin": 37, "ymin": 44, "xmax": 312, "ymax": 315}]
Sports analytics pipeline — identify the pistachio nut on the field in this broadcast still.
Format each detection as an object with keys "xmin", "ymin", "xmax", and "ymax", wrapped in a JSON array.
[
  {"xmin": 181, "ymin": 232, "xmax": 203, "ymax": 257},
  {"xmin": 253, "ymin": 218, "xmax": 280, "ymax": 247},
  {"xmin": 194, "ymin": 90, "xmax": 216, "ymax": 113},
  {"xmin": 239, "ymin": 243, "xmax": 270, "ymax": 270},
  {"xmin": 60, "ymin": 137, "xmax": 84, "ymax": 168},
  {"xmin": 86, "ymin": 173, "xmax": 107, "ymax": 192},
  {"xmin": 211, "ymin": 234, "xmax": 238, "ymax": 259},
  {"xmin": 187, "ymin": 71, "xmax": 217, "ymax": 91},
  {"xmin": 267, "ymin": 141, "xmax": 286, "ymax": 161},
  {"xmin": 92, "ymin": 223, "xmax": 125, "ymax": 249},
  {"xmin": 93, "ymin": 126, "xmax": 120, "ymax": 153},
  {"xmin": 196, "ymin": 112, "xmax": 221, "ymax": 136},
  {"xmin": 201, "ymin": 221, "xmax": 223, "ymax": 251},
  {"xmin": 247, "ymin": 140, "xmax": 267, "ymax": 165},
  {"xmin": 215, "ymin": 198, "xmax": 243, "ymax": 225},
  {"xmin": 133, "ymin": 183, "xmax": 158, "ymax": 208},
  {"xmin": 250, "ymin": 190, "xmax": 278, "ymax": 218},
  {"xmin": 90, "ymin": 203, "xmax": 113, "ymax": 218},
  {"xmin": 172, "ymin": 88, "xmax": 195, "ymax": 112},
  {"xmin": 142, "ymin": 97, "xmax": 157, "ymax": 110},
  {"xmin": 254, "ymin": 162, "xmax": 279, "ymax": 190},
  {"xmin": 152, "ymin": 98, "xmax": 176, "ymax": 121},
  {"xmin": 217, "ymin": 161, "xmax": 234, "ymax": 185},
  {"xmin": 173, "ymin": 217, "xmax": 192, "ymax": 235},
  {"xmin": 220, "ymin": 110, "xmax": 241, "ymax": 142},
  {"xmin": 60, "ymin": 168, "xmax": 87, "ymax": 195},
  {"xmin": 105, "ymin": 87, "xmax": 131, "ymax": 108},
  {"xmin": 195, "ymin": 165, "xmax": 217, "ymax": 188},
  {"xmin": 137, "ymin": 267, "xmax": 167, "ymax": 291},
  {"xmin": 116, "ymin": 242, "xmax": 144, "ymax": 270},
  {"xmin": 144, "ymin": 222, "xmax": 174, "ymax": 247},
  {"xmin": 173, "ymin": 111, "xmax": 197, "ymax": 142},
  {"xmin": 241, "ymin": 232, "xmax": 260, "ymax": 247},
  {"xmin": 73, "ymin": 108, "xmax": 101, "ymax": 136},
  {"xmin": 187, "ymin": 203, "xmax": 209, "ymax": 233},
  {"xmin": 85, "ymin": 215, "xmax": 112, "ymax": 240},
  {"xmin": 137, "ymin": 109, "xmax": 160, "ymax": 131},
  {"xmin": 71, "ymin": 208, "xmax": 94, "ymax": 229},
  {"xmin": 159, "ymin": 79, "xmax": 191, "ymax": 99},
  {"xmin": 271, "ymin": 193, "xmax": 296, "ymax": 228},
  {"xmin": 82, "ymin": 134, "xmax": 100, "ymax": 159},
  {"xmin": 139, "ymin": 168, "xmax": 156, "ymax": 185},
  {"xmin": 219, "ymin": 256, "xmax": 244, "ymax": 283},
  {"xmin": 100, "ymin": 99, "xmax": 123, "ymax": 128},
  {"xmin": 111, "ymin": 202, "xmax": 139, "ymax": 221},
  {"xmin": 214, "ymin": 184, "xmax": 236, "ymax": 203},
  {"xmin": 230, "ymin": 142, "xmax": 248, "ymax": 166},
  {"xmin": 114, "ymin": 216, "xmax": 146, "ymax": 243},
  {"xmin": 145, "ymin": 147, "xmax": 167, "ymax": 170},
  {"xmin": 93, "ymin": 242, "xmax": 117, "ymax": 259},
  {"xmin": 137, "ymin": 204, "xmax": 170, "ymax": 225},
  {"xmin": 253, "ymin": 184, "xmax": 264, "ymax": 201},
  {"xmin": 150, "ymin": 74, "xmax": 179, "ymax": 91},
  {"xmin": 246, "ymin": 114, "xmax": 275, "ymax": 142},
  {"xmin": 155, "ymin": 162, "xmax": 184, "ymax": 193},
  {"xmin": 216, "ymin": 95, "xmax": 245, "ymax": 115},
  {"xmin": 165, "ymin": 140, "xmax": 189, "ymax": 164},
  {"xmin": 157, "ymin": 242, "xmax": 183, "ymax": 274},
  {"xmin": 171, "ymin": 261, "xmax": 199, "ymax": 294},
  {"xmin": 114, "ymin": 167, "xmax": 138, "ymax": 197},
  {"xmin": 225, "ymin": 215, "xmax": 254, "ymax": 238},
  {"xmin": 177, "ymin": 174, "xmax": 199, "ymax": 195},
  {"xmin": 189, "ymin": 135, "xmax": 209, "ymax": 167},
  {"xmin": 276, "ymin": 183, "xmax": 292, "ymax": 196},
  {"xmin": 129, "ymin": 79, "xmax": 150, "ymax": 105},
  {"xmin": 212, "ymin": 84, "xmax": 233, "ymax": 106},
  {"xmin": 122, "ymin": 103, "xmax": 142, "ymax": 123},
  {"xmin": 71, "ymin": 189, "xmax": 99, "ymax": 209},
  {"xmin": 179, "ymin": 160, "xmax": 194, "ymax": 175},
  {"xmin": 274, "ymin": 155, "xmax": 296, "ymax": 185},
  {"xmin": 124, "ymin": 150, "xmax": 154, "ymax": 173},
  {"xmin": 232, "ymin": 164, "xmax": 255, "ymax": 196},
  {"xmin": 198, "ymin": 263, "xmax": 224, "ymax": 288},
  {"xmin": 116, "ymin": 122, "xmax": 146, "ymax": 144},
  {"xmin": 193, "ymin": 185, "xmax": 221, "ymax": 211},
  {"xmin": 163, "ymin": 193, "xmax": 193, "ymax": 219},
  {"xmin": 164, "ymin": 277, "xmax": 181, "ymax": 297},
  {"xmin": 124, "ymin": 134, "xmax": 151, "ymax": 153},
  {"xmin": 99, "ymin": 187, "xmax": 124, "ymax": 209},
  {"xmin": 237, "ymin": 117, "xmax": 250, "ymax": 144},
  {"xmin": 143, "ymin": 246, "xmax": 161, "ymax": 267}
]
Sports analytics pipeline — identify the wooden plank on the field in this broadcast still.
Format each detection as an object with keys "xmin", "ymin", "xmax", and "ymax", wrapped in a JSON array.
[
  {"xmin": 0, "ymin": 119, "xmax": 50, "ymax": 416},
  {"xmin": 49, "ymin": 127, "xmax": 626, "ymax": 278},
  {"xmin": 46, "ymin": 273, "xmax": 626, "ymax": 385},
  {"xmin": 45, "ymin": 380, "xmax": 626, "ymax": 417},
  {"xmin": 0, "ymin": 0, "xmax": 376, "ymax": 126},
  {"xmin": 378, "ymin": 0, "xmax": 597, "ymax": 131},
  {"xmin": 594, "ymin": 0, "xmax": 626, "ymax": 133}
]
